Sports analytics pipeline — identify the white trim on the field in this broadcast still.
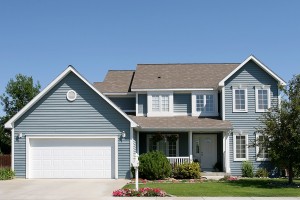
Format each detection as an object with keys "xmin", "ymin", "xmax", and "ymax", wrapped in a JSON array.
[
  {"xmin": 11, "ymin": 128, "xmax": 14, "ymax": 171},
  {"xmin": 232, "ymin": 87, "xmax": 248, "ymax": 112},
  {"xmin": 147, "ymin": 92, "xmax": 174, "ymax": 117},
  {"xmin": 4, "ymin": 66, "xmax": 138, "ymax": 129},
  {"xmin": 219, "ymin": 55, "xmax": 286, "ymax": 87},
  {"xmin": 255, "ymin": 86, "xmax": 271, "ymax": 112},
  {"xmin": 222, "ymin": 132, "xmax": 226, "ymax": 173},
  {"xmin": 225, "ymin": 131, "xmax": 231, "ymax": 173},
  {"xmin": 130, "ymin": 127, "xmax": 133, "ymax": 164},
  {"xmin": 256, "ymin": 133, "xmax": 270, "ymax": 161},
  {"xmin": 25, "ymin": 134, "xmax": 119, "ymax": 179},
  {"xmin": 137, "ymin": 131, "xmax": 139, "ymax": 154},
  {"xmin": 188, "ymin": 131, "xmax": 192, "ymax": 161},
  {"xmin": 222, "ymin": 87, "xmax": 225, "ymax": 120},
  {"xmin": 132, "ymin": 88, "xmax": 214, "ymax": 92},
  {"xmin": 233, "ymin": 132, "xmax": 248, "ymax": 161},
  {"xmin": 192, "ymin": 91, "xmax": 218, "ymax": 117},
  {"xmin": 103, "ymin": 92, "xmax": 135, "ymax": 96},
  {"xmin": 278, "ymin": 88, "xmax": 281, "ymax": 109},
  {"xmin": 138, "ymin": 127, "xmax": 232, "ymax": 132}
]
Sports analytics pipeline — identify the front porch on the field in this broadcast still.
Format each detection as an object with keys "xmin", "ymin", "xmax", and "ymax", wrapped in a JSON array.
[{"xmin": 136, "ymin": 131, "xmax": 231, "ymax": 173}]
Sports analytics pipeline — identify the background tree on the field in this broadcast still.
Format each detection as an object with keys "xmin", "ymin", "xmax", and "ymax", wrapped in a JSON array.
[
  {"xmin": 256, "ymin": 74, "xmax": 300, "ymax": 184},
  {"xmin": 0, "ymin": 74, "xmax": 41, "ymax": 154}
]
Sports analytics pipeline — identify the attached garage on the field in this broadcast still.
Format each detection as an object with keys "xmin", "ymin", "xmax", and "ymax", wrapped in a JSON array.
[{"xmin": 26, "ymin": 136, "xmax": 118, "ymax": 179}]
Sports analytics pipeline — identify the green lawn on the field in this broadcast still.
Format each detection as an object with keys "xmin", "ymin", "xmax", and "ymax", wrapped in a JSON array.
[{"xmin": 123, "ymin": 179, "xmax": 300, "ymax": 197}]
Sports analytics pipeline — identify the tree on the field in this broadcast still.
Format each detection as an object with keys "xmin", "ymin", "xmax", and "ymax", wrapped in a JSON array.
[
  {"xmin": 0, "ymin": 74, "xmax": 41, "ymax": 154},
  {"xmin": 256, "ymin": 74, "xmax": 300, "ymax": 184}
]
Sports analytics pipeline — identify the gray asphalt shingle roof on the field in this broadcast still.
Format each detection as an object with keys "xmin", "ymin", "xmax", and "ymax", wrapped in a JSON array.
[{"xmin": 131, "ymin": 63, "xmax": 239, "ymax": 90}]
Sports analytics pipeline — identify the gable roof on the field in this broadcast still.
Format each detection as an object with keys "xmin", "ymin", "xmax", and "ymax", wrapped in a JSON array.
[
  {"xmin": 4, "ymin": 66, "xmax": 138, "ymax": 129},
  {"xmin": 219, "ymin": 55, "xmax": 286, "ymax": 86},
  {"xmin": 93, "ymin": 70, "xmax": 135, "ymax": 94},
  {"xmin": 131, "ymin": 63, "xmax": 239, "ymax": 90}
]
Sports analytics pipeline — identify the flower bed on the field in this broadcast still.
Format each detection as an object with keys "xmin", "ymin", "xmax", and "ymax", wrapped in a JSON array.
[{"xmin": 112, "ymin": 187, "xmax": 166, "ymax": 197}]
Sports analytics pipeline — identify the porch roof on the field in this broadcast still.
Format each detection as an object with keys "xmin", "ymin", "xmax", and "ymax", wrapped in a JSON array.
[{"xmin": 129, "ymin": 115, "xmax": 232, "ymax": 131}]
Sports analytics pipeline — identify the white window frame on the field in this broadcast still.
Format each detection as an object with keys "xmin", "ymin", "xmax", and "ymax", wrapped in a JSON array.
[
  {"xmin": 255, "ymin": 86, "xmax": 271, "ymax": 112},
  {"xmin": 232, "ymin": 87, "xmax": 248, "ymax": 112},
  {"xmin": 147, "ymin": 92, "xmax": 173, "ymax": 116},
  {"xmin": 233, "ymin": 131, "xmax": 248, "ymax": 161},
  {"xmin": 192, "ymin": 91, "xmax": 218, "ymax": 116},
  {"xmin": 146, "ymin": 134, "xmax": 179, "ymax": 157},
  {"xmin": 256, "ymin": 133, "xmax": 270, "ymax": 161}
]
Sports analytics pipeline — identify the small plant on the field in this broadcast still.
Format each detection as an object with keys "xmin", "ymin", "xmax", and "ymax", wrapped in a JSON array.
[
  {"xmin": 255, "ymin": 168, "xmax": 269, "ymax": 178},
  {"xmin": 242, "ymin": 160, "xmax": 254, "ymax": 178},
  {"xmin": 173, "ymin": 162, "xmax": 201, "ymax": 179},
  {"xmin": 112, "ymin": 188, "xmax": 166, "ymax": 197},
  {"xmin": 138, "ymin": 151, "xmax": 172, "ymax": 180},
  {"xmin": 0, "ymin": 168, "xmax": 14, "ymax": 180},
  {"xmin": 220, "ymin": 175, "xmax": 238, "ymax": 181}
]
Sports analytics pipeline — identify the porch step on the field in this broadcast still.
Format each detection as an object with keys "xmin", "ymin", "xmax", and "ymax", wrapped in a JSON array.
[{"xmin": 201, "ymin": 172, "xmax": 227, "ymax": 180}]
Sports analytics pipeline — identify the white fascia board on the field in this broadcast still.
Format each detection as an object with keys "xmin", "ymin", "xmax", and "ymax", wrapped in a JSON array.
[
  {"xmin": 219, "ymin": 55, "xmax": 287, "ymax": 87},
  {"xmin": 137, "ymin": 127, "xmax": 233, "ymax": 132},
  {"xmin": 103, "ymin": 92, "xmax": 135, "ymax": 96},
  {"xmin": 131, "ymin": 88, "xmax": 214, "ymax": 92},
  {"xmin": 5, "ymin": 66, "xmax": 138, "ymax": 129}
]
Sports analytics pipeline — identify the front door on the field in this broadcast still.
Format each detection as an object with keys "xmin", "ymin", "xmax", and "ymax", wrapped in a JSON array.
[{"xmin": 193, "ymin": 134, "xmax": 217, "ymax": 171}]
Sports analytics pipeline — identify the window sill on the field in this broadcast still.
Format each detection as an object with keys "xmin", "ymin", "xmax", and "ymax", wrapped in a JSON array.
[
  {"xmin": 233, "ymin": 158, "xmax": 248, "ymax": 162},
  {"xmin": 233, "ymin": 110, "xmax": 248, "ymax": 113}
]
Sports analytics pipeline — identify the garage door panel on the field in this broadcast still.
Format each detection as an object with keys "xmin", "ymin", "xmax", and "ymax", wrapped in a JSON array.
[{"xmin": 29, "ymin": 138, "xmax": 115, "ymax": 179}]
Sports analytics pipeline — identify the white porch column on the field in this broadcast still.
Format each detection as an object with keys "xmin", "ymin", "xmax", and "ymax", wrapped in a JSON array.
[
  {"xmin": 188, "ymin": 131, "xmax": 193, "ymax": 162},
  {"xmin": 223, "ymin": 131, "xmax": 231, "ymax": 174},
  {"xmin": 137, "ymin": 131, "xmax": 139, "ymax": 154}
]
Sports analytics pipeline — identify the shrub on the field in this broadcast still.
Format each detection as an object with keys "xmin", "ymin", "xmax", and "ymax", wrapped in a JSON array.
[
  {"xmin": 112, "ymin": 188, "xmax": 166, "ymax": 197},
  {"xmin": 241, "ymin": 161, "xmax": 254, "ymax": 178},
  {"xmin": 138, "ymin": 151, "xmax": 172, "ymax": 180},
  {"xmin": 173, "ymin": 162, "xmax": 201, "ymax": 179},
  {"xmin": 0, "ymin": 168, "xmax": 14, "ymax": 180},
  {"xmin": 255, "ymin": 168, "xmax": 269, "ymax": 178}
]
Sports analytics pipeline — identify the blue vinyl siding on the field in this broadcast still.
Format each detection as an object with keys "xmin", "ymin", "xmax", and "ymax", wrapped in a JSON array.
[
  {"xmin": 225, "ymin": 60, "xmax": 278, "ymax": 175},
  {"xmin": 138, "ymin": 94, "xmax": 147, "ymax": 115},
  {"xmin": 173, "ymin": 94, "xmax": 191, "ymax": 114},
  {"xmin": 14, "ymin": 72, "xmax": 131, "ymax": 178},
  {"xmin": 110, "ymin": 97, "xmax": 135, "ymax": 112}
]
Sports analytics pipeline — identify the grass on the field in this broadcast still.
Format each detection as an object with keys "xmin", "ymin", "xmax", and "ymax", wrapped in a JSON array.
[{"xmin": 123, "ymin": 178, "xmax": 300, "ymax": 197}]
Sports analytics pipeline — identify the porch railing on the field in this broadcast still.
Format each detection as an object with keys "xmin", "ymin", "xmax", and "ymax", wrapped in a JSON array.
[{"xmin": 167, "ymin": 156, "xmax": 192, "ymax": 166}]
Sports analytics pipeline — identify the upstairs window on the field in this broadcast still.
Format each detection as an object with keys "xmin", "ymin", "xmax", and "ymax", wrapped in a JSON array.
[
  {"xmin": 255, "ymin": 86, "xmax": 271, "ymax": 112},
  {"xmin": 192, "ymin": 91, "xmax": 218, "ymax": 116},
  {"xmin": 232, "ymin": 87, "xmax": 248, "ymax": 112},
  {"xmin": 147, "ymin": 92, "xmax": 173, "ymax": 116}
]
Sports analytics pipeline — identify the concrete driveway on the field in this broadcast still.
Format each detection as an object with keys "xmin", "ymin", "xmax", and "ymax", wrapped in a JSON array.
[{"xmin": 0, "ymin": 179, "xmax": 129, "ymax": 200}]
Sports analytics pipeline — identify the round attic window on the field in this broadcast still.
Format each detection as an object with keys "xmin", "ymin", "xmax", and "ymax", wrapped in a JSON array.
[{"xmin": 66, "ymin": 90, "xmax": 77, "ymax": 102}]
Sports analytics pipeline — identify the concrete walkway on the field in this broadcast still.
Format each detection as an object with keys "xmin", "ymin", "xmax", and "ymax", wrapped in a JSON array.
[{"xmin": 0, "ymin": 179, "xmax": 299, "ymax": 200}]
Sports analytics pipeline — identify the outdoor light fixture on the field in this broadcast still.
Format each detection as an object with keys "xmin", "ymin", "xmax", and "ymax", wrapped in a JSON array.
[
  {"xmin": 121, "ymin": 131, "xmax": 126, "ymax": 138},
  {"xmin": 18, "ymin": 133, "xmax": 23, "ymax": 138}
]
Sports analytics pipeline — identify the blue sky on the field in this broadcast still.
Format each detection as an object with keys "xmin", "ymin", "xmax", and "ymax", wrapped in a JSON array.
[{"xmin": 0, "ymin": 1, "xmax": 299, "ymax": 116}]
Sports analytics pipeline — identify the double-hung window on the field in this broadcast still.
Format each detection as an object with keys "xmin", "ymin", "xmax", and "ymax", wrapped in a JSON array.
[
  {"xmin": 232, "ymin": 87, "xmax": 248, "ymax": 112},
  {"xmin": 255, "ymin": 86, "xmax": 271, "ymax": 112},
  {"xmin": 256, "ymin": 134, "xmax": 269, "ymax": 161},
  {"xmin": 192, "ymin": 91, "xmax": 218, "ymax": 116},
  {"xmin": 233, "ymin": 132, "xmax": 248, "ymax": 161},
  {"xmin": 149, "ymin": 93, "xmax": 171, "ymax": 114}
]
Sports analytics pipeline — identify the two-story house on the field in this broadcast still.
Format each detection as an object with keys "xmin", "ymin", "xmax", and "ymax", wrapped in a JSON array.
[{"xmin": 5, "ymin": 55, "xmax": 286, "ymax": 179}]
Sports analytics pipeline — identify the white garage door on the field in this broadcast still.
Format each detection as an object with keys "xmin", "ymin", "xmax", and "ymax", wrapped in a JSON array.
[{"xmin": 28, "ymin": 138, "xmax": 115, "ymax": 179}]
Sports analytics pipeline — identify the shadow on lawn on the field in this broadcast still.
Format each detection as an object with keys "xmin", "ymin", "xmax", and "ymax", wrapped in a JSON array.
[{"xmin": 226, "ymin": 178, "xmax": 300, "ymax": 189}]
